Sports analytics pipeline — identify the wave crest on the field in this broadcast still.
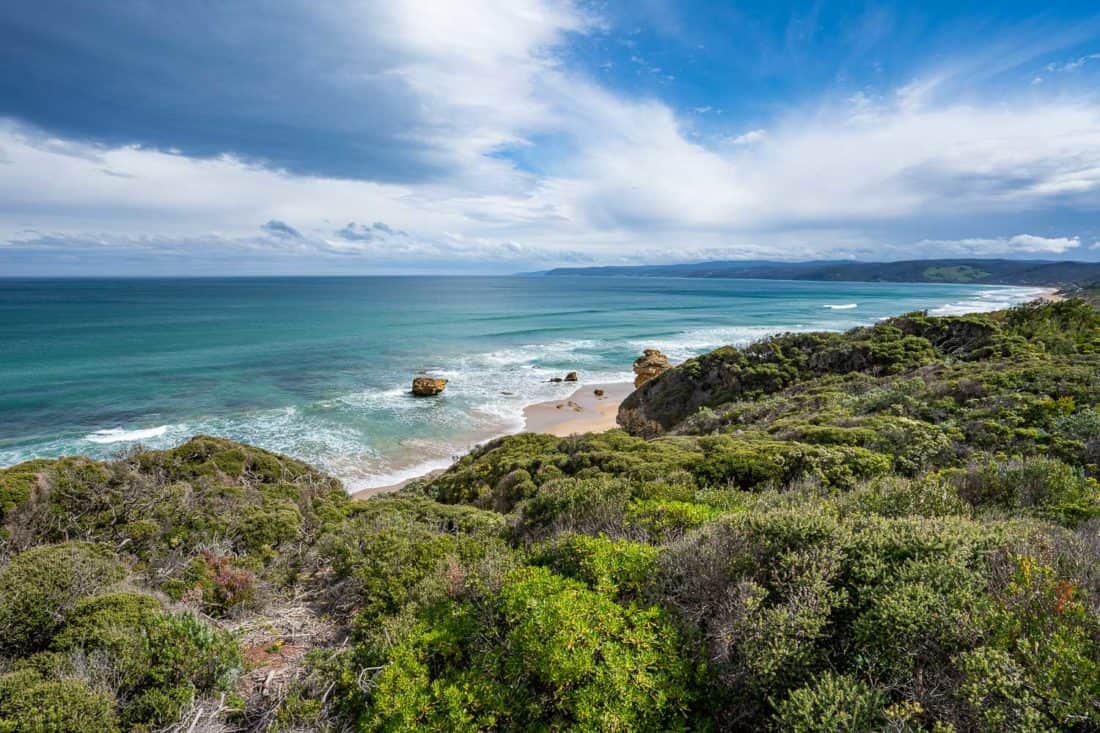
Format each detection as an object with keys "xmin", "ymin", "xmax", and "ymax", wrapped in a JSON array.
[{"xmin": 85, "ymin": 426, "xmax": 169, "ymax": 444}]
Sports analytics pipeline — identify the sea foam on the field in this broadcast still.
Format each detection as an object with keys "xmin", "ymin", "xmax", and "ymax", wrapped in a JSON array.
[{"xmin": 85, "ymin": 425, "xmax": 170, "ymax": 444}]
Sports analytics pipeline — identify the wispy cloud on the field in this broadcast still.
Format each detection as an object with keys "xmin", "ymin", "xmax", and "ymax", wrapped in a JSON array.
[
  {"xmin": 1045, "ymin": 52, "xmax": 1100, "ymax": 73},
  {"xmin": 729, "ymin": 129, "xmax": 767, "ymax": 145}
]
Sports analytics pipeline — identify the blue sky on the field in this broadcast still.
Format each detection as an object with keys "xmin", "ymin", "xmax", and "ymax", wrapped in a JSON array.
[{"xmin": 1, "ymin": 0, "xmax": 1100, "ymax": 275}]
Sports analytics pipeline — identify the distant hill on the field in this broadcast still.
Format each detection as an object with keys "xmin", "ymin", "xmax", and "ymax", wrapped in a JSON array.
[{"xmin": 527, "ymin": 258, "xmax": 1100, "ymax": 287}]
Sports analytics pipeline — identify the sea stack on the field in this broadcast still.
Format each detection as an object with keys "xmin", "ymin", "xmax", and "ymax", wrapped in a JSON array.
[
  {"xmin": 633, "ymin": 349, "xmax": 670, "ymax": 388},
  {"xmin": 411, "ymin": 376, "xmax": 448, "ymax": 396}
]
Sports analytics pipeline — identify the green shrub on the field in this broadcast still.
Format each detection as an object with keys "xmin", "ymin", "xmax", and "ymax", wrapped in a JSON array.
[
  {"xmin": 52, "ymin": 591, "xmax": 242, "ymax": 728},
  {"xmin": 950, "ymin": 457, "xmax": 1100, "ymax": 525},
  {"xmin": 0, "ymin": 542, "xmax": 124, "ymax": 656},
  {"xmin": 0, "ymin": 670, "xmax": 118, "ymax": 733},
  {"xmin": 428, "ymin": 433, "xmax": 564, "ymax": 507},
  {"xmin": 0, "ymin": 459, "xmax": 52, "ymax": 520},
  {"xmin": 959, "ymin": 555, "xmax": 1100, "ymax": 731},
  {"xmin": 346, "ymin": 494, "xmax": 507, "ymax": 537},
  {"xmin": 529, "ymin": 533, "xmax": 659, "ymax": 599},
  {"xmin": 841, "ymin": 475, "xmax": 970, "ymax": 518},
  {"xmin": 693, "ymin": 436, "xmax": 890, "ymax": 491},
  {"xmin": 325, "ymin": 521, "xmax": 506, "ymax": 624},
  {"xmin": 355, "ymin": 566, "xmax": 695, "ymax": 732},
  {"xmin": 493, "ymin": 566, "xmax": 694, "ymax": 731},
  {"xmin": 236, "ymin": 497, "xmax": 304, "ymax": 551},
  {"xmin": 516, "ymin": 476, "xmax": 633, "ymax": 539},
  {"xmin": 624, "ymin": 498, "xmax": 722, "ymax": 540},
  {"xmin": 771, "ymin": 672, "xmax": 886, "ymax": 733}
]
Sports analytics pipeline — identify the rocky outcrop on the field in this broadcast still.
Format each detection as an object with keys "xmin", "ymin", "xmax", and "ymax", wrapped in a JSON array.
[
  {"xmin": 632, "ymin": 349, "xmax": 670, "ymax": 388},
  {"xmin": 564, "ymin": 371, "xmax": 578, "ymax": 382},
  {"xmin": 411, "ymin": 376, "xmax": 448, "ymax": 396}
]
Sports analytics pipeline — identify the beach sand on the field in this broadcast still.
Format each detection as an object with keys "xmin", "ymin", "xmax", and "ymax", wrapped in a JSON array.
[
  {"xmin": 1037, "ymin": 287, "xmax": 1065, "ymax": 302},
  {"xmin": 351, "ymin": 381, "xmax": 634, "ymax": 500},
  {"xmin": 522, "ymin": 381, "xmax": 634, "ymax": 437},
  {"xmin": 351, "ymin": 468, "xmax": 446, "ymax": 501}
]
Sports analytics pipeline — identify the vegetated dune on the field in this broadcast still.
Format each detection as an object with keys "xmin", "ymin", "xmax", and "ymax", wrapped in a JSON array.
[{"xmin": 1, "ymin": 298, "xmax": 1098, "ymax": 731}]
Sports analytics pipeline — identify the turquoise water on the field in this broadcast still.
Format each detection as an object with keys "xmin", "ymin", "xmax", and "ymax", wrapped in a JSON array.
[{"xmin": 0, "ymin": 276, "xmax": 1044, "ymax": 489}]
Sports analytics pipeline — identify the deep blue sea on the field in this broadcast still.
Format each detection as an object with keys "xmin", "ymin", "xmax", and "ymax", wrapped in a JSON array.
[{"xmin": 0, "ymin": 276, "xmax": 1045, "ymax": 489}]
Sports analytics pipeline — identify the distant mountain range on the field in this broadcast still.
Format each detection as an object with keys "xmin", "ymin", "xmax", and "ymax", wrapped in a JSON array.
[{"xmin": 522, "ymin": 259, "xmax": 1100, "ymax": 287}]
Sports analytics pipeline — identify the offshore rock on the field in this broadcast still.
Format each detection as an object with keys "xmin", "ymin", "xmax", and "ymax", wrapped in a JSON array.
[
  {"xmin": 411, "ymin": 376, "xmax": 448, "ymax": 396},
  {"xmin": 564, "ymin": 371, "xmax": 579, "ymax": 382},
  {"xmin": 632, "ymin": 349, "xmax": 671, "ymax": 388}
]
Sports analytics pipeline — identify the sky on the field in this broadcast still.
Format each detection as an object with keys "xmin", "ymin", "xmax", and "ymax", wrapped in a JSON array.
[{"xmin": 2, "ymin": 1, "xmax": 1100, "ymax": 275}]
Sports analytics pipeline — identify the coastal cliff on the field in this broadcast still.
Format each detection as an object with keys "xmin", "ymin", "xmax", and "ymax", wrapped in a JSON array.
[{"xmin": 1, "ymin": 298, "xmax": 1098, "ymax": 731}]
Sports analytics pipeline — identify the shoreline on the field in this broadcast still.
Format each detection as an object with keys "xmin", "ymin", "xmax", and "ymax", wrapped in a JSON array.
[
  {"xmin": 350, "ymin": 283, "xmax": 1059, "ymax": 501},
  {"xmin": 350, "ymin": 380, "xmax": 635, "ymax": 500},
  {"xmin": 1037, "ymin": 286, "xmax": 1065, "ymax": 302}
]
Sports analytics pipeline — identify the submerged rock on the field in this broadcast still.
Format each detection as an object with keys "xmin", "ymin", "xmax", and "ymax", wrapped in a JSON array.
[
  {"xmin": 411, "ymin": 376, "xmax": 448, "ymax": 396},
  {"xmin": 632, "ymin": 349, "xmax": 671, "ymax": 388}
]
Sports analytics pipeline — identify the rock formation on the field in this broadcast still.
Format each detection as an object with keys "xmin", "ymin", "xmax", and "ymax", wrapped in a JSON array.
[
  {"xmin": 632, "ymin": 349, "xmax": 671, "ymax": 388},
  {"xmin": 564, "ymin": 371, "xmax": 578, "ymax": 382},
  {"xmin": 411, "ymin": 376, "xmax": 448, "ymax": 396},
  {"xmin": 594, "ymin": 388, "xmax": 605, "ymax": 397}
]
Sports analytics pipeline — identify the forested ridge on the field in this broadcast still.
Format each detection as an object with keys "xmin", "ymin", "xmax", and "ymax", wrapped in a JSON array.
[
  {"xmin": 1, "ymin": 298, "xmax": 1098, "ymax": 731},
  {"xmin": 532, "ymin": 259, "xmax": 1100, "ymax": 287}
]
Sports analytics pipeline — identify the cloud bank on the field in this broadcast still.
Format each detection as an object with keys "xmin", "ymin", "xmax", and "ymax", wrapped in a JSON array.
[{"xmin": 1, "ymin": 0, "xmax": 1099, "ymax": 274}]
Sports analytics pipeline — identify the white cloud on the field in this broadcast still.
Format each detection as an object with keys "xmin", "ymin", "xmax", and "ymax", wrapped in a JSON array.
[
  {"xmin": 729, "ymin": 129, "xmax": 768, "ymax": 145},
  {"xmin": 1045, "ymin": 52, "xmax": 1100, "ymax": 73},
  {"xmin": 1004, "ymin": 234, "xmax": 1080, "ymax": 253},
  {"xmin": 913, "ymin": 234, "xmax": 1081, "ymax": 256},
  {"xmin": 2, "ymin": 3, "xmax": 1100, "ymax": 272}
]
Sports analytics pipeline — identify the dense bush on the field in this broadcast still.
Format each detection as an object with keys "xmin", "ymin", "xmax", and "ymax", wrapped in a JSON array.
[
  {"xmin": 0, "ymin": 669, "xmax": 118, "ymax": 733},
  {"xmin": 771, "ymin": 672, "xmax": 886, "ymax": 733},
  {"xmin": 52, "ymin": 591, "xmax": 242, "ymax": 728},
  {"xmin": 350, "ymin": 566, "xmax": 695, "ymax": 732},
  {"xmin": 0, "ymin": 542, "xmax": 124, "ymax": 656}
]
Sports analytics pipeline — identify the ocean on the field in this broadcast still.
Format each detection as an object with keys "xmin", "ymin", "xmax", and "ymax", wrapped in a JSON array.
[{"xmin": 0, "ymin": 276, "xmax": 1046, "ymax": 490}]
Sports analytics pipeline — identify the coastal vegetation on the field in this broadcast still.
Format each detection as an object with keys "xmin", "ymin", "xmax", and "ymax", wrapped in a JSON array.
[{"xmin": 0, "ymin": 299, "xmax": 1098, "ymax": 730}]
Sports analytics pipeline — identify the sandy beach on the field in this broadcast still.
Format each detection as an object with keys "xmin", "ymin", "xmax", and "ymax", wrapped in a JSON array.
[
  {"xmin": 351, "ymin": 381, "xmax": 634, "ymax": 500},
  {"xmin": 521, "ymin": 381, "xmax": 634, "ymax": 437}
]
